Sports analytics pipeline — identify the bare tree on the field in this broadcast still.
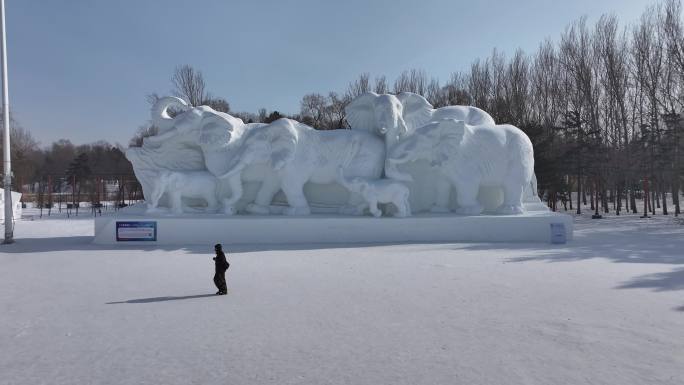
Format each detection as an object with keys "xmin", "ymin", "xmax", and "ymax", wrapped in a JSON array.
[
  {"xmin": 374, "ymin": 75, "xmax": 388, "ymax": 94},
  {"xmin": 445, "ymin": 72, "xmax": 472, "ymax": 105},
  {"xmin": 468, "ymin": 59, "xmax": 491, "ymax": 112},
  {"xmin": 171, "ymin": 65, "xmax": 209, "ymax": 106},
  {"xmin": 346, "ymin": 73, "xmax": 371, "ymax": 99},
  {"xmin": 327, "ymin": 92, "xmax": 349, "ymax": 129},
  {"xmin": 300, "ymin": 93, "xmax": 328, "ymax": 128},
  {"xmin": 394, "ymin": 69, "xmax": 428, "ymax": 95},
  {"xmin": 426, "ymin": 78, "xmax": 447, "ymax": 107}
]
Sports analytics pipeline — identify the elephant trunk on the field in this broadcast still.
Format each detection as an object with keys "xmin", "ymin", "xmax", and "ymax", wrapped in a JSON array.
[
  {"xmin": 378, "ymin": 111, "xmax": 408, "ymax": 154},
  {"xmin": 151, "ymin": 96, "xmax": 190, "ymax": 133},
  {"xmin": 215, "ymin": 157, "xmax": 247, "ymax": 180},
  {"xmin": 215, "ymin": 155, "xmax": 249, "ymax": 206}
]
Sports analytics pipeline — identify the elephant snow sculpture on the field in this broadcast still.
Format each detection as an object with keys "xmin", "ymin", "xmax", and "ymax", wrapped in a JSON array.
[
  {"xmin": 336, "ymin": 167, "xmax": 411, "ymax": 218},
  {"xmin": 133, "ymin": 97, "xmax": 279, "ymax": 215},
  {"xmin": 126, "ymin": 97, "xmax": 210, "ymax": 208},
  {"xmin": 345, "ymin": 92, "xmax": 495, "ymax": 154},
  {"xmin": 133, "ymin": 97, "xmax": 387, "ymax": 216},
  {"xmin": 216, "ymin": 118, "xmax": 385, "ymax": 215},
  {"xmin": 385, "ymin": 119, "xmax": 535, "ymax": 215},
  {"xmin": 147, "ymin": 170, "xmax": 220, "ymax": 214}
]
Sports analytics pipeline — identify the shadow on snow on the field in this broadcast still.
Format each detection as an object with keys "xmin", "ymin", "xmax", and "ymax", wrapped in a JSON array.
[{"xmin": 106, "ymin": 293, "xmax": 218, "ymax": 304}]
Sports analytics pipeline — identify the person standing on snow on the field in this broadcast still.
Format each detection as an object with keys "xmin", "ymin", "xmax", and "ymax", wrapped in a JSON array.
[{"xmin": 213, "ymin": 243, "xmax": 229, "ymax": 295}]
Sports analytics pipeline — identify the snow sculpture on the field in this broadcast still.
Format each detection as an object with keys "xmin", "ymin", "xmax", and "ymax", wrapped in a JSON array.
[
  {"xmin": 126, "ymin": 94, "xmax": 541, "ymax": 217},
  {"xmin": 336, "ymin": 167, "xmax": 411, "ymax": 217},
  {"xmin": 385, "ymin": 119, "xmax": 536, "ymax": 215},
  {"xmin": 0, "ymin": 188, "xmax": 22, "ymax": 223},
  {"xmin": 210, "ymin": 118, "xmax": 385, "ymax": 215},
  {"xmin": 127, "ymin": 97, "xmax": 384, "ymax": 216},
  {"xmin": 146, "ymin": 170, "xmax": 220, "ymax": 214},
  {"xmin": 346, "ymin": 92, "xmax": 543, "ymax": 212}
]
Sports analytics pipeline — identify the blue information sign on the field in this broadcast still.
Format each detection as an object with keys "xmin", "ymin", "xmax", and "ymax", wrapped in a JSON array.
[
  {"xmin": 116, "ymin": 221, "xmax": 157, "ymax": 241},
  {"xmin": 550, "ymin": 223, "xmax": 566, "ymax": 244}
]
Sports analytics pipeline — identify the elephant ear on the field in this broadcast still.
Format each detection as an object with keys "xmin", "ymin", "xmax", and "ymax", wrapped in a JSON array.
[
  {"xmin": 397, "ymin": 92, "xmax": 433, "ymax": 131},
  {"xmin": 345, "ymin": 92, "xmax": 379, "ymax": 133},
  {"xmin": 267, "ymin": 121, "xmax": 298, "ymax": 171},
  {"xmin": 198, "ymin": 110, "xmax": 244, "ymax": 146},
  {"xmin": 432, "ymin": 119, "xmax": 467, "ymax": 167}
]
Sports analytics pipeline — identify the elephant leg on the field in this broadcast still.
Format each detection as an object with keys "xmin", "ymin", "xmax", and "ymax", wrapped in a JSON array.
[
  {"xmin": 281, "ymin": 180, "xmax": 311, "ymax": 216},
  {"xmin": 146, "ymin": 186, "xmax": 163, "ymax": 212},
  {"xmin": 223, "ymin": 172, "xmax": 243, "ymax": 205},
  {"xmin": 170, "ymin": 192, "xmax": 183, "ymax": 214},
  {"xmin": 453, "ymin": 176, "xmax": 483, "ymax": 215},
  {"xmin": 497, "ymin": 181, "xmax": 525, "ymax": 215},
  {"xmin": 367, "ymin": 196, "xmax": 381, "ymax": 217},
  {"xmin": 395, "ymin": 192, "xmax": 411, "ymax": 217},
  {"xmin": 431, "ymin": 177, "xmax": 452, "ymax": 213},
  {"xmin": 247, "ymin": 177, "xmax": 281, "ymax": 214},
  {"xmin": 205, "ymin": 191, "xmax": 219, "ymax": 212},
  {"xmin": 219, "ymin": 171, "xmax": 243, "ymax": 215}
]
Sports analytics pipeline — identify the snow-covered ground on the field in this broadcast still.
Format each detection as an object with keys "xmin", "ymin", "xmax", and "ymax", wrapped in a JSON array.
[{"xmin": 1, "ymin": 212, "xmax": 683, "ymax": 385}]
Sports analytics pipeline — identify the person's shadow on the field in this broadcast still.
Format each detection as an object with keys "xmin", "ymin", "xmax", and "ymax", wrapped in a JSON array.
[{"xmin": 106, "ymin": 294, "xmax": 217, "ymax": 304}]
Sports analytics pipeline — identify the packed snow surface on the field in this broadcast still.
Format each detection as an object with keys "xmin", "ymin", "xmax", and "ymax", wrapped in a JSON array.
[{"xmin": 1, "ymin": 212, "xmax": 683, "ymax": 385}]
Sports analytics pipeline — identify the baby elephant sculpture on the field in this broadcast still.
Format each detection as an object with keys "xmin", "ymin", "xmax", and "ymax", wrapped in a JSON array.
[
  {"xmin": 147, "ymin": 170, "xmax": 220, "ymax": 214},
  {"xmin": 337, "ymin": 167, "xmax": 411, "ymax": 217}
]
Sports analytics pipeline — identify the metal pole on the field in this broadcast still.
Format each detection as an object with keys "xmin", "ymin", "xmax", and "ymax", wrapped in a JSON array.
[{"xmin": 1, "ymin": 0, "xmax": 13, "ymax": 244}]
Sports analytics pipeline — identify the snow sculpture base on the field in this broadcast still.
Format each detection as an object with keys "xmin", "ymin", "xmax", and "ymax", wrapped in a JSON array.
[{"xmin": 93, "ymin": 207, "xmax": 573, "ymax": 246}]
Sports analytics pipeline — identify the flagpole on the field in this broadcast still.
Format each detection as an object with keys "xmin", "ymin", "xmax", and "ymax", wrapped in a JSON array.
[{"xmin": 1, "ymin": 0, "xmax": 13, "ymax": 244}]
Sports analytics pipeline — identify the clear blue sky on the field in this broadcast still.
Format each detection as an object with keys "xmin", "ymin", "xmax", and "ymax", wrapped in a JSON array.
[{"xmin": 7, "ymin": 0, "xmax": 655, "ymax": 146}]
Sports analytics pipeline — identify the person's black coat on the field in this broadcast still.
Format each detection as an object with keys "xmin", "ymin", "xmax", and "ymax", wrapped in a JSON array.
[{"xmin": 213, "ymin": 251, "xmax": 229, "ymax": 272}]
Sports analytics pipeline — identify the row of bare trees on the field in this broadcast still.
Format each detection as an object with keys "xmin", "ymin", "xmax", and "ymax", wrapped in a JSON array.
[{"xmin": 0, "ymin": 125, "xmax": 138, "ymax": 209}]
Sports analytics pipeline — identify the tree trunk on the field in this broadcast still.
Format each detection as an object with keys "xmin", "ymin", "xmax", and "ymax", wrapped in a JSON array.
[
  {"xmin": 576, "ymin": 174, "xmax": 582, "ymax": 215},
  {"xmin": 662, "ymin": 180, "xmax": 668, "ymax": 215},
  {"xmin": 630, "ymin": 183, "xmax": 637, "ymax": 214},
  {"xmin": 673, "ymin": 182, "xmax": 681, "ymax": 216},
  {"xmin": 624, "ymin": 184, "xmax": 629, "ymax": 212},
  {"xmin": 642, "ymin": 178, "xmax": 649, "ymax": 218}
]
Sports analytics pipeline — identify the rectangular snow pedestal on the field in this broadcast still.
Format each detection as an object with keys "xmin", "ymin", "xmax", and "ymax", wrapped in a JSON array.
[{"xmin": 94, "ymin": 211, "xmax": 573, "ymax": 246}]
